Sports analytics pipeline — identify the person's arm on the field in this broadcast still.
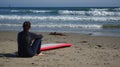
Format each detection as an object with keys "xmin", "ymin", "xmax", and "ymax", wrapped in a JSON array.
[
  {"xmin": 17, "ymin": 32, "xmax": 20, "ymax": 51},
  {"xmin": 30, "ymin": 32, "xmax": 43, "ymax": 40}
]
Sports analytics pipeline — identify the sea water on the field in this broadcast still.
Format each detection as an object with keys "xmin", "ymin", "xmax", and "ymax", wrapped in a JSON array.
[{"xmin": 0, "ymin": 7, "xmax": 120, "ymax": 37}]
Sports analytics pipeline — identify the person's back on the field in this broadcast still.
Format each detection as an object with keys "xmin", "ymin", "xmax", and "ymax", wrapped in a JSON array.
[
  {"xmin": 17, "ymin": 21, "xmax": 44, "ymax": 57},
  {"xmin": 18, "ymin": 31, "xmax": 33, "ymax": 57}
]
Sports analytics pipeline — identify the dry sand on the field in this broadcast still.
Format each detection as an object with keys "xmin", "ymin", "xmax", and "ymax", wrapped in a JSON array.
[{"xmin": 0, "ymin": 31, "xmax": 120, "ymax": 67}]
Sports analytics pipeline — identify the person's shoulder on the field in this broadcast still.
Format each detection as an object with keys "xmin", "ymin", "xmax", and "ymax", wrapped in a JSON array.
[
  {"xmin": 18, "ymin": 31, "xmax": 23, "ymax": 34},
  {"xmin": 29, "ymin": 32, "xmax": 36, "ymax": 35},
  {"xmin": 18, "ymin": 31, "xmax": 24, "ymax": 35}
]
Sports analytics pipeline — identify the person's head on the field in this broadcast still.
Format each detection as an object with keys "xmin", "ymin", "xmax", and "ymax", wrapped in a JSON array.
[{"xmin": 23, "ymin": 21, "xmax": 31, "ymax": 31}]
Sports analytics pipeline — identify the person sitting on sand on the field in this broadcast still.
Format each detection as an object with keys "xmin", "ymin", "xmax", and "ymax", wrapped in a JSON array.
[{"xmin": 17, "ymin": 21, "xmax": 44, "ymax": 57}]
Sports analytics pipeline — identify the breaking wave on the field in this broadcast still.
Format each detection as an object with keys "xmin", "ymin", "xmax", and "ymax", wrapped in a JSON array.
[
  {"xmin": 8, "ymin": 8, "xmax": 120, "ymax": 16},
  {"xmin": 1, "ymin": 23, "xmax": 120, "ymax": 29},
  {"xmin": 0, "ymin": 23, "xmax": 102, "ymax": 29},
  {"xmin": 0, "ymin": 15, "xmax": 120, "ymax": 21},
  {"xmin": 11, "ymin": 10, "xmax": 52, "ymax": 13},
  {"xmin": 59, "ymin": 10, "xmax": 120, "ymax": 16}
]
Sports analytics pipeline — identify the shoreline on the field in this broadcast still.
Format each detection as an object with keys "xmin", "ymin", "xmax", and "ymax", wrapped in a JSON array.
[
  {"xmin": 0, "ymin": 31, "xmax": 120, "ymax": 67},
  {"xmin": 1, "ymin": 30, "xmax": 120, "ymax": 38}
]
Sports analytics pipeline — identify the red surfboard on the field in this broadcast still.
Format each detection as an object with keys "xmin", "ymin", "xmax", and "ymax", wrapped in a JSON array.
[{"xmin": 40, "ymin": 43, "xmax": 72, "ymax": 51}]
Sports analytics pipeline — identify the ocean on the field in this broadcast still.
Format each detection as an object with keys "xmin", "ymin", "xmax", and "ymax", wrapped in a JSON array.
[{"xmin": 0, "ymin": 7, "xmax": 120, "ymax": 37}]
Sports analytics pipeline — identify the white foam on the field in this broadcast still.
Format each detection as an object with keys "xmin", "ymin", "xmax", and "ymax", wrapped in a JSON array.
[
  {"xmin": 88, "ymin": 11, "xmax": 120, "ymax": 16},
  {"xmin": 59, "ymin": 10, "xmax": 86, "ymax": 15},
  {"xmin": 32, "ymin": 24, "xmax": 102, "ymax": 29},
  {"xmin": 59, "ymin": 10, "xmax": 120, "ymax": 16},
  {"xmin": 30, "ymin": 10, "xmax": 52, "ymax": 13},
  {"xmin": 0, "ymin": 24, "xmax": 21, "ymax": 26},
  {"xmin": 0, "ymin": 15, "xmax": 120, "ymax": 21},
  {"xmin": 90, "ymin": 8, "xmax": 109, "ymax": 11},
  {"xmin": 113, "ymin": 8, "xmax": 120, "ymax": 11},
  {"xmin": 11, "ymin": 9, "xmax": 52, "ymax": 13},
  {"xmin": 0, "ymin": 23, "xmax": 102, "ymax": 29},
  {"xmin": 11, "ymin": 10, "xmax": 19, "ymax": 12}
]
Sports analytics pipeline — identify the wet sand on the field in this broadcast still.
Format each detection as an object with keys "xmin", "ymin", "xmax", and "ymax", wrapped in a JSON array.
[{"xmin": 0, "ymin": 31, "xmax": 120, "ymax": 67}]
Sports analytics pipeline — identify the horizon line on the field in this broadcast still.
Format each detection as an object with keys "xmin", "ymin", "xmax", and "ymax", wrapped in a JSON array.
[{"xmin": 0, "ymin": 6, "xmax": 120, "ymax": 8}]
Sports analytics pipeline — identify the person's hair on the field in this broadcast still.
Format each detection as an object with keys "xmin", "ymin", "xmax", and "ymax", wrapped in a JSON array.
[{"xmin": 23, "ymin": 21, "xmax": 31, "ymax": 31}]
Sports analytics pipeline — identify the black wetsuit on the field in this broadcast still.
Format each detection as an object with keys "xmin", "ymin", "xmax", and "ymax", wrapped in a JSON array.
[{"xmin": 17, "ymin": 31, "xmax": 43, "ymax": 57}]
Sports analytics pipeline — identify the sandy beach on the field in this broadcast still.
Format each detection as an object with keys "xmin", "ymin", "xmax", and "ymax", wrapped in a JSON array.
[{"xmin": 0, "ymin": 31, "xmax": 120, "ymax": 67}]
